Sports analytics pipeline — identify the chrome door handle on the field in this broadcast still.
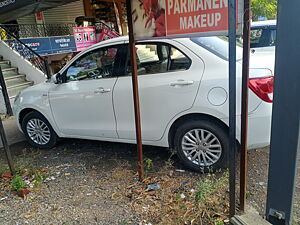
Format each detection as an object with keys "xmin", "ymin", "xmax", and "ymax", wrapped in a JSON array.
[
  {"xmin": 94, "ymin": 88, "xmax": 111, "ymax": 94},
  {"xmin": 170, "ymin": 80, "xmax": 194, "ymax": 86}
]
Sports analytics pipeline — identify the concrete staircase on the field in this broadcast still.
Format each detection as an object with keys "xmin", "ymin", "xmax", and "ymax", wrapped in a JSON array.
[
  {"xmin": 0, "ymin": 55, "xmax": 33, "ymax": 101},
  {"xmin": 137, "ymin": 45, "xmax": 158, "ymax": 63}
]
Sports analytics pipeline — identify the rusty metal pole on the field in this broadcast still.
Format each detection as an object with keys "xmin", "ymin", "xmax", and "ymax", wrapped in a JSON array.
[
  {"xmin": 0, "ymin": 116, "xmax": 14, "ymax": 174},
  {"xmin": 228, "ymin": 0, "xmax": 237, "ymax": 217},
  {"xmin": 240, "ymin": 0, "xmax": 251, "ymax": 212},
  {"xmin": 126, "ymin": 0, "xmax": 144, "ymax": 181}
]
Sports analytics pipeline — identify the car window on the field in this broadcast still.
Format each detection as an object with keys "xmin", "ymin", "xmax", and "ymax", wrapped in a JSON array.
[
  {"xmin": 169, "ymin": 47, "xmax": 191, "ymax": 71},
  {"xmin": 191, "ymin": 36, "xmax": 243, "ymax": 61},
  {"xmin": 127, "ymin": 43, "xmax": 191, "ymax": 75},
  {"xmin": 65, "ymin": 45, "xmax": 126, "ymax": 82}
]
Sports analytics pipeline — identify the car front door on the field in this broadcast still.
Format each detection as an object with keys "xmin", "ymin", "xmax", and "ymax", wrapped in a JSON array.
[
  {"xmin": 113, "ymin": 41, "xmax": 204, "ymax": 141},
  {"xmin": 49, "ymin": 44, "xmax": 127, "ymax": 138}
]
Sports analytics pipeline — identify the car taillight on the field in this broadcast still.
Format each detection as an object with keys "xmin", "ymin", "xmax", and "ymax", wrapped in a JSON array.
[{"xmin": 249, "ymin": 76, "xmax": 274, "ymax": 103}]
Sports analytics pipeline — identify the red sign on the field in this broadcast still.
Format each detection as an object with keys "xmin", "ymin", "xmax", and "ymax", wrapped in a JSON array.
[
  {"xmin": 35, "ymin": 12, "xmax": 43, "ymax": 21},
  {"xmin": 131, "ymin": 0, "xmax": 242, "ymax": 39},
  {"xmin": 73, "ymin": 27, "xmax": 97, "ymax": 51},
  {"xmin": 98, "ymin": 27, "xmax": 119, "ymax": 42}
]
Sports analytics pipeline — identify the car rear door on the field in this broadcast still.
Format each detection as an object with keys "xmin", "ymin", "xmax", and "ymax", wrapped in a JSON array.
[{"xmin": 113, "ymin": 40, "xmax": 204, "ymax": 141}]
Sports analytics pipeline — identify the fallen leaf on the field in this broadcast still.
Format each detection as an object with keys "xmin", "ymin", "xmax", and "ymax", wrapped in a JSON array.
[{"xmin": 1, "ymin": 172, "xmax": 11, "ymax": 179}]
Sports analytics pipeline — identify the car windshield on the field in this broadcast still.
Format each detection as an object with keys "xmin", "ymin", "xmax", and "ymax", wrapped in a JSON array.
[{"xmin": 190, "ymin": 36, "xmax": 243, "ymax": 61}]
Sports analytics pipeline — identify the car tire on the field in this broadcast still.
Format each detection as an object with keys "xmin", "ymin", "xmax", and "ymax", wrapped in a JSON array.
[
  {"xmin": 174, "ymin": 119, "xmax": 229, "ymax": 172},
  {"xmin": 21, "ymin": 111, "xmax": 58, "ymax": 149}
]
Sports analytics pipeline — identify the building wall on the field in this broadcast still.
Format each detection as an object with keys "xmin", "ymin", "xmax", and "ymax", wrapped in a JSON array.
[
  {"xmin": 17, "ymin": 14, "xmax": 36, "ymax": 24},
  {"xmin": 43, "ymin": 0, "xmax": 84, "ymax": 24},
  {"xmin": 17, "ymin": 0, "xmax": 84, "ymax": 25}
]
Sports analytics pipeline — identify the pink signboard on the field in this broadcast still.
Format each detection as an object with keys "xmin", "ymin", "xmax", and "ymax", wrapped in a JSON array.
[
  {"xmin": 130, "ymin": 0, "xmax": 243, "ymax": 39},
  {"xmin": 73, "ymin": 27, "xmax": 97, "ymax": 51},
  {"xmin": 98, "ymin": 27, "xmax": 119, "ymax": 42}
]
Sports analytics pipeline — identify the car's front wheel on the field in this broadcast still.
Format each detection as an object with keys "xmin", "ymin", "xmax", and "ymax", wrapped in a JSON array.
[
  {"xmin": 174, "ymin": 119, "xmax": 229, "ymax": 172},
  {"xmin": 21, "ymin": 111, "xmax": 58, "ymax": 149}
]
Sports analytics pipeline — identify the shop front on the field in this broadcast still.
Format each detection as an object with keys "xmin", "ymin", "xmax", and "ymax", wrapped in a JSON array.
[{"xmin": 0, "ymin": 0, "xmax": 127, "ymax": 73}]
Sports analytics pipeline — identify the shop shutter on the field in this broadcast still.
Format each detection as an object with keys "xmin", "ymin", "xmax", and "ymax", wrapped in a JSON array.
[
  {"xmin": 43, "ymin": 0, "xmax": 84, "ymax": 24},
  {"xmin": 17, "ymin": 14, "xmax": 36, "ymax": 24}
]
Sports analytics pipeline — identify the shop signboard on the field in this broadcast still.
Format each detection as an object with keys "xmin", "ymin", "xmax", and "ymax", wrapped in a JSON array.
[
  {"xmin": 10, "ymin": 36, "xmax": 76, "ymax": 56},
  {"xmin": 49, "ymin": 36, "xmax": 77, "ymax": 54},
  {"xmin": 130, "ymin": 0, "xmax": 243, "ymax": 39},
  {"xmin": 73, "ymin": 26, "xmax": 97, "ymax": 51},
  {"xmin": 98, "ymin": 27, "xmax": 119, "ymax": 42}
]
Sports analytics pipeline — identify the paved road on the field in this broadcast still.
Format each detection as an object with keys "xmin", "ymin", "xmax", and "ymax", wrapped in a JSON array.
[{"xmin": 0, "ymin": 116, "xmax": 25, "ymax": 147}]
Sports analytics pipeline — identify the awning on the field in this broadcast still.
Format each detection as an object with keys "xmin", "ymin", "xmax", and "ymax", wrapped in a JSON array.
[{"xmin": 0, "ymin": 0, "xmax": 79, "ymax": 23}]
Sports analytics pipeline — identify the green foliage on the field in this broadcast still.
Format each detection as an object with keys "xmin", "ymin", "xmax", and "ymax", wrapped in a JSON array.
[
  {"xmin": 34, "ymin": 171, "xmax": 43, "ymax": 182},
  {"xmin": 251, "ymin": 0, "xmax": 277, "ymax": 21},
  {"xmin": 12, "ymin": 175, "xmax": 25, "ymax": 191},
  {"xmin": 33, "ymin": 171, "xmax": 44, "ymax": 187},
  {"xmin": 195, "ymin": 172, "xmax": 228, "ymax": 204},
  {"xmin": 214, "ymin": 219, "xmax": 225, "ymax": 225},
  {"xmin": 144, "ymin": 158, "xmax": 153, "ymax": 171},
  {"xmin": 120, "ymin": 220, "xmax": 130, "ymax": 225}
]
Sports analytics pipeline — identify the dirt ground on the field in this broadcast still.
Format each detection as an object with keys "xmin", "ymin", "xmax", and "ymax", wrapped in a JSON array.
[
  {"xmin": 0, "ymin": 139, "xmax": 299, "ymax": 224},
  {"xmin": 247, "ymin": 147, "xmax": 300, "ymax": 224}
]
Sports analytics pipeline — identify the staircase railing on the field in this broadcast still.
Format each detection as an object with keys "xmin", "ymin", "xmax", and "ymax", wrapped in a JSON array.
[
  {"xmin": 0, "ymin": 67, "xmax": 13, "ymax": 116},
  {"xmin": 0, "ymin": 23, "xmax": 76, "ymax": 38},
  {"xmin": 0, "ymin": 25, "xmax": 51, "ymax": 79},
  {"xmin": 1, "ymin": 22, "xmax": 119, "ymax": 39}
]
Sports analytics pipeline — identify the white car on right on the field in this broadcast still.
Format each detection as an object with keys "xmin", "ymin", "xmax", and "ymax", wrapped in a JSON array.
[
  {"xmin": 249, "ymin": 20, "xmax": 276, "ymax": 91},
  {"xmin": 251, "ymin": 20, "xmax": 276, "ymax": 50}
]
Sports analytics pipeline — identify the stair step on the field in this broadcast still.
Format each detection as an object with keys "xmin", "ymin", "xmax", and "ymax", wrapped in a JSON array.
[
  {"xmin": 8, "ymin": 82, "xmax": 33, "ymax": 98},
  {"xmin": 2, "ymin": 67, "xmax": 17, "ymax": 72},
  {"xmin": 7, "ymin": 81, "xmax": 33, "ymax": 90},
  {"xmin": 0, "ymin": 62, "xmax": 11, "ymax": 69},
  {"xmin": 0, "ymin": 60, "xmax": 10, "ymax": 64},
  {"xmin": 5, "ymin": 76, "xmax": 27, "ymax": 88},
  {"xmin": 2, "ymin": 68, "xmax": 18, "ymax": 77},
  {"xmin": 4, "ymin": 74, "xmax": 26, "ymax": 80}
]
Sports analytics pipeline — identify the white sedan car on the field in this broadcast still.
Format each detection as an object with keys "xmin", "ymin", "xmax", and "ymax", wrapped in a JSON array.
[{"xmin": 13, "ymin": 36, "xmax": 274, "ymax": 171}]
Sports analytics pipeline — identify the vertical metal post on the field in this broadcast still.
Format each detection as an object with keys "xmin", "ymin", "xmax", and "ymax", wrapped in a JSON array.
[
  {"xmin": 126, "ymin": 0, "xmax": 144, "ymax": 181},
  {"xmin": 44, "ymin": 59, "xmax": 51, "ymax": 79},
  {"xmin": 228, "ymin": 0, "xmax": 237, "ymax": 217},
  {"xmin": 0, "ymin": 116, "xmax": 14, "ymax": 174},
  {"xmin": 42, "ymin": 23, "xmax": 46, "ymax": 37},
  {"xmin": 0, "ymin": 68, "xmax": 13, "ymax": 116},
  {"xmin": 240, "ymin": 0, "xmax": 251, "ymax": 211},
  {"xmin": 266, "ymin": 0, "xmax": 300, "ymax": 224}
]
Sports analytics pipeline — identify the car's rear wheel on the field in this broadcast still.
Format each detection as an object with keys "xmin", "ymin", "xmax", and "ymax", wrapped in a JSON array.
[
  {"xmin": 174, "ymin": 119, "xmax": 229, "ymax": 172},
  {"xmin": 21, "ymin": 111, "xmax": 58, "ymax": 149}
]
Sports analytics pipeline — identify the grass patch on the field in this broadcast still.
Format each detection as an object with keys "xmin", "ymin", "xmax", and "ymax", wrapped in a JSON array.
[
  {"xmin": 0, "ymin": 150, "xmax": 48, "ymax": 193},
  {"xmin": 11, "ymin": 174, "xmax": 25, "ymax": 191},
  {"xmin": 102, "ymin": 164, "xmax": 229, "ymax": 225}
]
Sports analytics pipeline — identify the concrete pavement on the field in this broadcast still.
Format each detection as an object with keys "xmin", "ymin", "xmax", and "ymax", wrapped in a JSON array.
[{"xmin": 0, "ymin": 116, "xmax": 25, "ymax": 147}]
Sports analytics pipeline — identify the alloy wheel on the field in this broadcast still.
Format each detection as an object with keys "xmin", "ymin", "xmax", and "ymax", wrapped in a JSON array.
[
  {"xmin": 181, "ymin": 129, "xmax": 222, "ymax": 167},
  {"xmin": 26, "ymin": 118, "xmax": 51, "ymax": 145}
]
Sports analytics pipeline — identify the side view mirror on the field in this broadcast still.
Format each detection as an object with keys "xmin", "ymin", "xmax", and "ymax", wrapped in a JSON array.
[{"xmin": 52, "ymin": 73, "xmax": 64, "ymax": 84}]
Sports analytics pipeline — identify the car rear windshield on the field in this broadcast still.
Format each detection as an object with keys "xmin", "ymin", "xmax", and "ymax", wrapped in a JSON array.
[
  {"xmin": 250, "ymin": 28, "xmax": 277, "ymax": 48},
  {"xmin": 190, "ymin": 37, "xmax": 243, "ymax": 61}
]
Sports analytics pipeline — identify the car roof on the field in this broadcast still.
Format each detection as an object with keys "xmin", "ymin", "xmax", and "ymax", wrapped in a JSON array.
[
  {"xmin": 84, "ymin": 35, "xmax": 191, "ymax": 52},
  {"xmin": 251, "ymin": 20, "xmax": 277, "ymax": 28}
]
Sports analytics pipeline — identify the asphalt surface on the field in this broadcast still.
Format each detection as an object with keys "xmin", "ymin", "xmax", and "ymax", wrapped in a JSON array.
[{"xmin": 0, "ymin": 116, "xmax": 25, "ymax": 148}]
